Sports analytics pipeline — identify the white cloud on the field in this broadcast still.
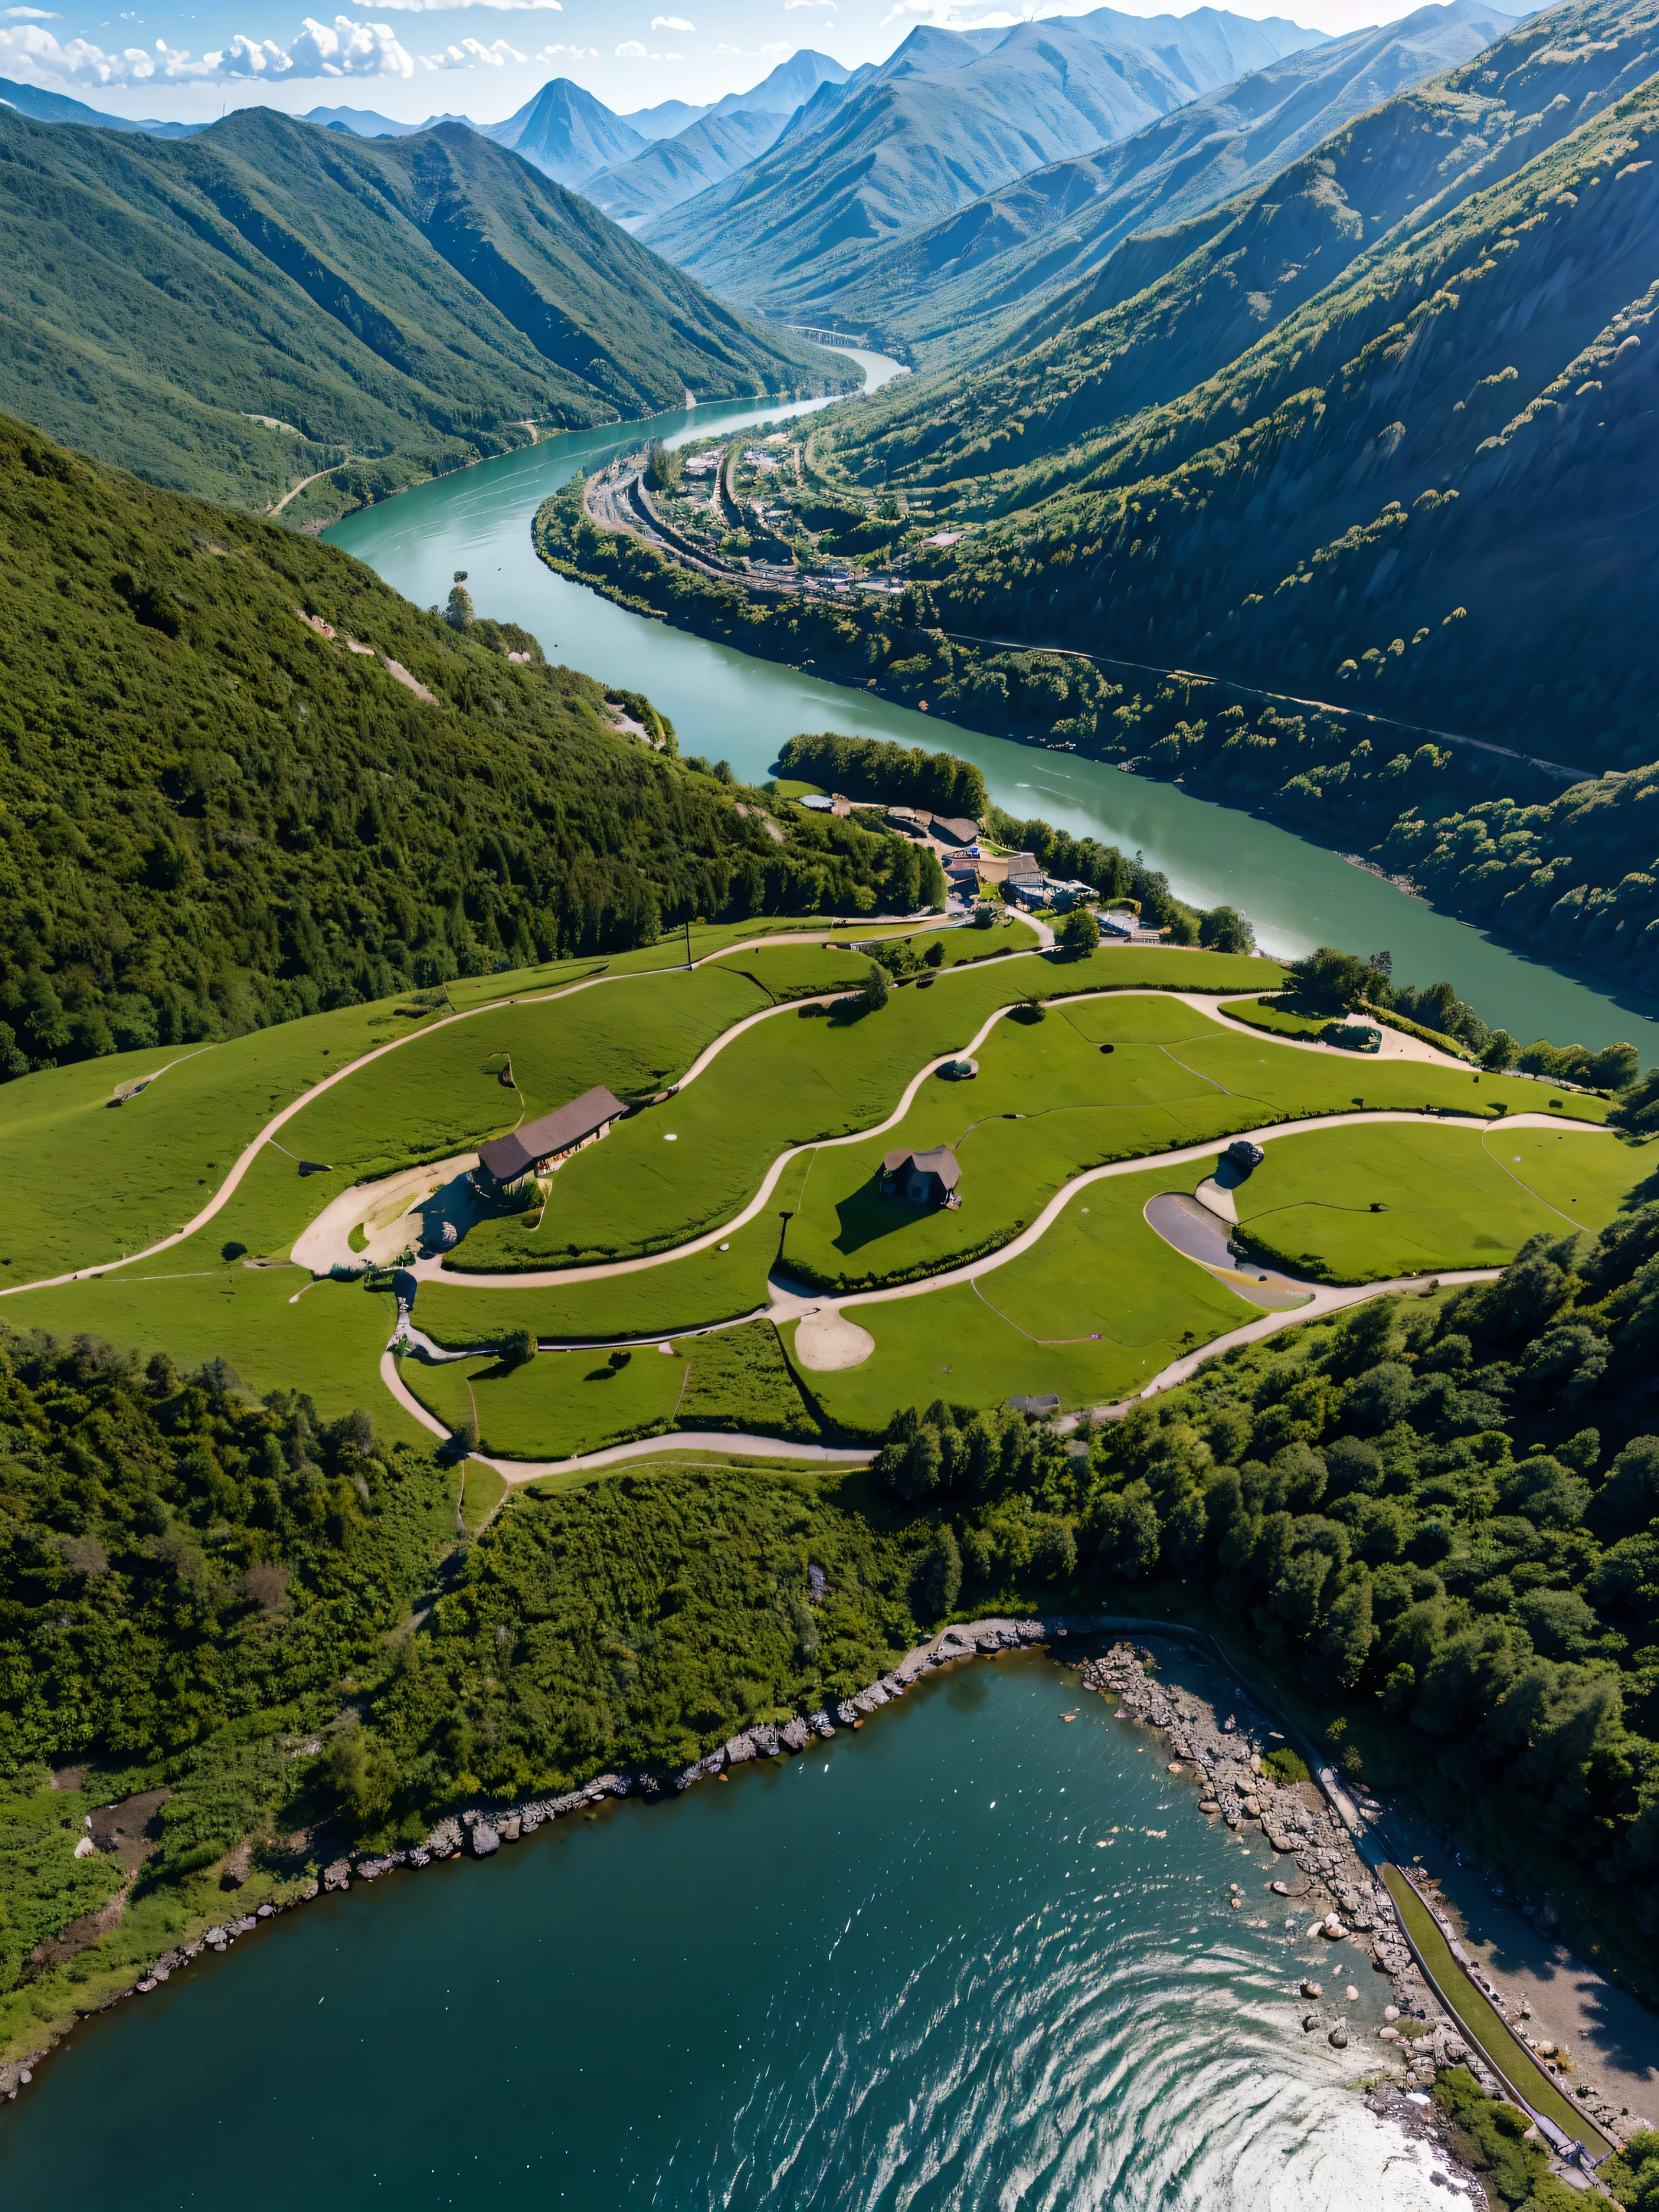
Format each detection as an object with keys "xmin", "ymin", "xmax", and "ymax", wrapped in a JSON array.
[
  {"xmin": 0, "ymin": 7, "xmax": 59, "ymax": 19},
  {"xmin": 614, "ymin": 35, "xmax": 645, "ymax": 53},
  {"xmin": 649, "ymin": 12, "xmax": 691, "ymax": 24},
  {"xmin": 0, "ymin": 11, "xmax": 577, "ymax": 81},
  {"xmin": 420, "ymin": 32, "xmax": 521, "ymax": 63},
  {"xmin": 757, "ymin": 38, "xmax": 788, "ymax": 48},
  {"xmin": 379, "ymin": 0, "xmax": 558, "ymax": 11},
  {"xmin": 531, "ymin": 38, "xmax": 594, "ymax": 56},
  {"xmin": 784, "ymin": 0, "xmax": 836, "ymax": 10}
]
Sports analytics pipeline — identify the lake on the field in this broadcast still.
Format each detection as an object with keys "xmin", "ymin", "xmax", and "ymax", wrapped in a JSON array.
[
  {"xmin": 0, "ymin": 1649, "xmax": 1455, "ymax": 2208},
  {"xmin": 327, "ymin": 351, "xmax": 1658, "ymax": 1061}
]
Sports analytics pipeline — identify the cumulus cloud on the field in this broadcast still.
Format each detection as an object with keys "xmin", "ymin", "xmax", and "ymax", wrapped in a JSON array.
[
  {"xmin": 0, "ymin": 12, "xmax": 558, "ymax": 81},
  {"xmin": 614, "ymin": 36, "xmax": 645, "ymax": 53},
  {"xmin": 784, "ymin": 1, "xmax": 835, "ymax": 10},
  {"xmin": 531, "ymin": 37, "xmax": 595, "ymax": 57},
  {"xmin": 420, "ymin": 32, "xmax": 521, "ymax": 63},
  {"xmin": 649, "ymin": 12, "xmax": 691, "ymax": 24},
  {"xmin": 0, "ymin": 8, "xmax": 59, "ymax": 19}
]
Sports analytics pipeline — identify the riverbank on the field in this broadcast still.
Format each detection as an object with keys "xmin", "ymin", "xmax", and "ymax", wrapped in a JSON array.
[{"xmin": 11, "ymin": 1606, "xmax": 1637, "ymax": 2205}]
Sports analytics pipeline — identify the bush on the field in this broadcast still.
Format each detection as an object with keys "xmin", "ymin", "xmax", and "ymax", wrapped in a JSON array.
[
  {"xmin": 1058, "ymin": 907, "xmax": 1100, "ymax": 955},
  {"xmin": 1262, "ymin": 1746, "xmax": 1310, "ymax": 1784}
]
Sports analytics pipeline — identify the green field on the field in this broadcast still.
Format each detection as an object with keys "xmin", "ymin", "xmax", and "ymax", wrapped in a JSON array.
[
  {"xmin": 444, "ymin": 948, "xmax": 1290, "ymax": 1273},
  {"xmin": 777, "ymin": 997, "xmax": 1607, "ymax": 1295},
  {"xmin": 0, "ymin": 920, "xmax": 987, "ymax": 1290},
  {"xmin": 0, "ymin": 1267, "xmax": 423, "ymax": 1442},
  {"xmin": 1219, "ymin": 996, "xmax": 1331, "ymax": 1041},
  {"xmin": 788, "ymin": 1164, "xmax": 1262, "ymax": 1429},
  {"xmin": 403, "ymin": 1317, "xmax": 819, "ymax": 1462},
  {"xmin": 1233, "ymin": 1123, "xmax": 1645, "ymax": 1280}
]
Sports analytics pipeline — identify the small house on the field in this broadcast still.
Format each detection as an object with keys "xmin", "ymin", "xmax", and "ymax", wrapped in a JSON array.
[
  {"xmin": 931, "ymin": 817, "xmax": 979, "ymax": 847},
  {"xmin": 1100, "ymin": 909, "xmax": 1137, "ymax": 938},
  {"xmin": 881, "ymin": 1145, "xmax": 962, "ymax": 1208},
  {"xmin": 478, "ymin": 1084, "xmax": 627, "ymax": 1191}
]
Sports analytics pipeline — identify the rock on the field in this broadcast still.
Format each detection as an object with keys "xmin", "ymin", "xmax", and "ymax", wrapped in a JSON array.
[
  {"xmin": 1271, "ymin": 1881, "xmax": 1290, "ymax": 1896},
  {"xmin": 750, "ymin": 1723, "xmax": 781, "ymax": 1758},
  {"xmin": 725, "ymin": 1734, "xmax": 757, "ymax": 1766},
  {"xmin": 1344, "ymin": 1986, "xmax": 1359, "ymax": 2003},
  {"xmin": 470, "ymin": 1824, "xmax": 500, "ymax": 1858},
  {"xmin": 1379, "ymin": 2026, "xmax": 1401, "ymax": 2042},
  {"xmin": 781, "ymin": 1717, "xmax": 811, "ymax": 1753},
  {"xmin": 1301, "ymin": 1980, "xmax": 1323, "ymax": 1999},
  {"xmin": 500, "ymin": 1816, "xmax": 521, "ymax": 1843},
  {"xmin": 1303, "ymin": 2013, "xmax": 1326, "ymax": 2032},
  {"xmin": 1242, "ymin": 1797, "xmax": 1262, "ymax": 1818},
  {"xmin": 256, "ymin": 1904, "xmax": 275, "ymax": 1917},
  {"xmin": 323, "ymin": 1861, "xmax": 351, "ymax": 1892},
  {"xmin": 1199, "ymin": 1800, "xmax": 1220, "ymax": 1815},
  {"xmin": 300, "ymin": 1879, "xmax": 320, "ymax": 1900}
]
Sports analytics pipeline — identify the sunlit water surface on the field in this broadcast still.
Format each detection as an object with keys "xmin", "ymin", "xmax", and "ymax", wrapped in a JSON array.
[
  {"xmin": 0, "ymin": 1653, "xmax": 1457, "ymax": 2208},
  {"xmin": 326, "ymin": 349, "xmax": 1658, "ymax": 1058}
]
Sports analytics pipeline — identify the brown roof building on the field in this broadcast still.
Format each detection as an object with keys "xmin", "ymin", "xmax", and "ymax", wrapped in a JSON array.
[
  {"xmin": 478, "ymin": 1085, "xmax": 626, "ymax": 1187},
  {"xmin": 881, "ymin": 1145, "xmax": 962, "ymax": 1208}
]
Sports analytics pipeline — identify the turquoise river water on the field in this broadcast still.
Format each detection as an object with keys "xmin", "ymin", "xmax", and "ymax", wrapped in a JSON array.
[
  {"xmin": 0, "ymin": 1649, "xmax": 1460, "ymax": 2208},
  {"xmin": 324, "ymin": 349, "xmax": 1658, "ymax": 1060}
]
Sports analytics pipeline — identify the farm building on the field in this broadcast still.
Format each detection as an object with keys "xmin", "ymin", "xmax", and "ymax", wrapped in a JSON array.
[
  {"xmin": 881, "ymin": 1145, "xmax": 962, "ymax": 1208},
  {"xmin": 478, "ymin": 1085, "xmax": 626, "ymax": 1190}
]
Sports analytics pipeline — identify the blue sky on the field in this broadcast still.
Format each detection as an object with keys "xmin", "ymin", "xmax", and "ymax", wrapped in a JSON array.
[{"xmin": 0, "ymin": 0, "xmax": 1439, "ymax": 125}]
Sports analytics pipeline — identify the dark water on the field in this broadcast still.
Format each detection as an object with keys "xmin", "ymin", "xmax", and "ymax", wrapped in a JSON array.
[
  {"xmin": 0, "ymin": 1653, "xmax": 1452, "ymax": 2209},
  {"xmin": 326, "ymin": 354, "xmax": 1657, "ymax": 1060}
]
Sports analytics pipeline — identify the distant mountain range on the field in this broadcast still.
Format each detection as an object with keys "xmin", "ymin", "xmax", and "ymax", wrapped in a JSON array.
[
  {"xmin": 821, "ymin": 0, "xmax": 1658, "ymax": 778},
  {"xmin": 0, "ymin": 73, "xmax": 196, "ymax": 134},
  {"xmin": 0, "ymin": 107, "xmax": 845, "ymax": 516},
  {"xmin": 814, "ymin": 0, "xmax": 1517, "ymax": 360},
  {"xmin": 638, "ymin": 9, "xmax": 1331, "ymax": 322}
]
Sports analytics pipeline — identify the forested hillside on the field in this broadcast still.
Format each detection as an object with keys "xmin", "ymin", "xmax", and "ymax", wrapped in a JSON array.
[
  {"xmin": 873, "ymin": 1193, "xmax": 1659, "ymax": 1941},
  {"xmin": 818, "ymin": 0, "xmax": 1515, "ymax": 361},
  {"xmin": 0, "ymin": 414, "xmax": 930, "ymax": 1076},
  {"xmin": 0, "ymin": 107, "xmax": 842, "ymax": 519}
]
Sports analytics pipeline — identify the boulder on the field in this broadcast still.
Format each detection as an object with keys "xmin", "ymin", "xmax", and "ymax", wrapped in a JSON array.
[
  {"xmin": 470, "ymin": 1824, "xmax": 500, "ymax": 1858},
  {"xmin": 322, "ymin": 1861, "xmax": 351, "ymax": 1892},
  {"xmin": 725, "ymin": 1734, "xmax": 757, "ymax": 1766},
  {"xmin": 781, "ymin": 1718, "xmax": 811, "ymax": 1753}
]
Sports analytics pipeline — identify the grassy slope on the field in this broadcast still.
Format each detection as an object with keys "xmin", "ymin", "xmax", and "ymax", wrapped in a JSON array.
[
  {"xmin": 0, "ymin": 107, "xmax": 842, "ymax": 516},
  {"xmin": 1231, "ymin": 1121, "xmax": 1647, "ymax": 1278},
  {"xmin": 776, "ymin": 996, "xmax": 1608, "ymax": 1292},
  {"xmin": 442, "ymin": 948, "xmax": 1287, "ymax": 1269}
]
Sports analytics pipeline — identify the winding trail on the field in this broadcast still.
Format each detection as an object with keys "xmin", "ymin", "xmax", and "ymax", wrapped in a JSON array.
[{"xmin": 0, "ymin": 923, "xmax": 943, "ymax": 1302}]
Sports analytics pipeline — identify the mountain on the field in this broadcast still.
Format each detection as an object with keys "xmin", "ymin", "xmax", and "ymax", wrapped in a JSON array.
[
  {"xmin": 0, "ymin": 107, "xmax": 847, "ymax": 518},
  {"xmin": 835, "ymin": 0, "xmax": 1659, "ymax": 779},
  {"xmin": 0, "ymin": 73, "xmax": 194, "ymax": 135},
  {"xmin": 817, "ymin": 0, "xmax": 1516, "ymax": 360},
  {"xmin": 836, "ymin": 0, "xmax": 1658, "ymax": 503},
  {"xmin": 583, "ymin": 108, "xmax": 793, "ymax": 229},
  {"xmin": 622, "ymin": 97, "xmax": 713, "ymax": 140},
  {"xmin": 481, "ymin": 77, "xmax": 647, "ymax": 184},
  {"xmin": 703, "ymin": 49, "xmax": 850, "ymax": 121},
  {"xmin": 639, "ymin": 9, "xmax": 1328, "ymax": 320},
  {"xmin": 302, "ymin": 105, "xmax": 432, "ymax": 139},
  {"xmin": 0, "ymin": 410, "xmax": 920, "ymax": 1071}
]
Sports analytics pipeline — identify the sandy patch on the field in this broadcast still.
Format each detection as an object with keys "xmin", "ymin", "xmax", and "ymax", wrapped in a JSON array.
[
  {"xmin": 1194, "ymin": 1176, "xmax": 1238, "ymax": 1222},
  {"xmin": 793, "ymin": 1309, "xmax": 876, "ymax": 1371}
]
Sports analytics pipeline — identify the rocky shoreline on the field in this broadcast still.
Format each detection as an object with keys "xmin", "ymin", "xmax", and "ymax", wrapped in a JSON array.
[{"xmin": 1, "ymin": 1609, "xmax": 1640, "ymax": 2193}]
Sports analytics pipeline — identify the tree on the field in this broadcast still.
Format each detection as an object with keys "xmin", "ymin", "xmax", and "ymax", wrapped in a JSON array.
[
  {"xmin": 444, "ymin": 572, "xmax": 473, "ymax": 630},
  {"xmin": 500, "ymin": 1328, "xmax": 536, "ymax": 1369},
  {"xmin": 1319, "ymin": 1578, "xmax": 1375, "ymax": 1686},
  {"xmin": 327, "ymin": 1725, "xmax": 400, "ymax": 1822},
  {"xmin": 861, "ymin": 961, "xmax": 889, "ymax": 1012},
  {"xmin": 1588, "ymin": 1040, "xmax": 1641, "ymax": 1090},
  {"xmin": 915, "ymin": 1525, "xmax": 962, "ymax": 1619},
  {"xmin": 1288, "ymin": 946, "xmax": 1377, "ymax": 1009},
  {"xmin": 644, "ymin": 439, "xmax": 683, "ymax": 494},
  {"xmin": 924, "ymin": 938, "xmax": 945, "ymax": 967},
  {"xmin": 1200, "ymin": 906, "xmax": 1254, "ymax": 954},
  {"xmin": 1480, "ymin": 1029, "xmax": 1520, "ymax": 1071},
  {"xmin": 1058, "ymin": 907, "xmax": 1100, "ymax": 955}
]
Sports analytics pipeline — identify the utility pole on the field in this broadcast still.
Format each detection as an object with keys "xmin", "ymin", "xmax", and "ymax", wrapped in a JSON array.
[{"xmin": 684, "ymin": 917, "xmax": 693, "ymax": 969}]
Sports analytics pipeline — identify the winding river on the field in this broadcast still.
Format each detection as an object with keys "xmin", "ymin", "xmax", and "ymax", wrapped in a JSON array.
[
  {"xmin": 6, "ymin": 361, "xmax": 1638, "ymax": 2200},
  {"xmin": 0, "ymin": 1648, "xmax": 1458, "ymax": 2209},
  {"xmin": 328, "ymin": 349, "xmax": 1658, "ymax": 1061}
]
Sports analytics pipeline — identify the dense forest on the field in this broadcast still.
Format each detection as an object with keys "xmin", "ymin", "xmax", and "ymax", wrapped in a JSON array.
[
  {"xmin": 0, "ymin": 414, "xmax": 938, "ymax": 1077},
  {"xmin": 0, "ymin": 107, "xmax": 842, "ymax": 519},
  {"xmin": 813, "ymin": 0, "xmax": 1659, "ymax": 775},
  {"xmin": 871, "ymin": 1195, "xmax": 1659, "ymax": 1934}
]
